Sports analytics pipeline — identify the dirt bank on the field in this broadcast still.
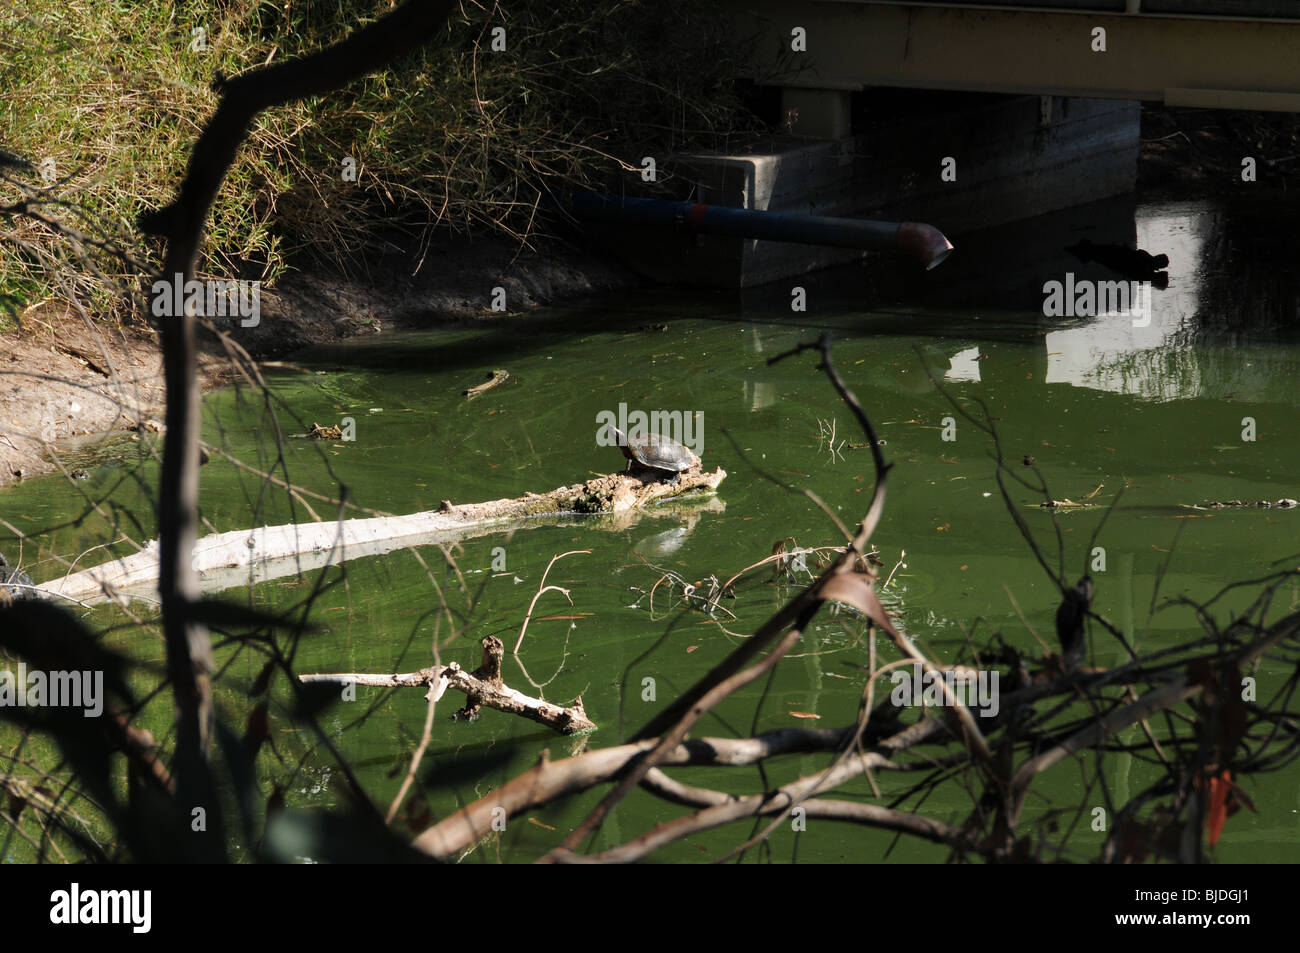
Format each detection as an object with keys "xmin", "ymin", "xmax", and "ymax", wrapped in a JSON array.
[{"xmin": 0, "ymin": 234, "xmax": 636, "ymax": 487}]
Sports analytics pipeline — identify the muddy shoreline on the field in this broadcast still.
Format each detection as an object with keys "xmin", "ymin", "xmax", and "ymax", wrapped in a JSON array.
[{"xmin": 0, "ymin": 234, "xmax": 636, "ymax": 487}]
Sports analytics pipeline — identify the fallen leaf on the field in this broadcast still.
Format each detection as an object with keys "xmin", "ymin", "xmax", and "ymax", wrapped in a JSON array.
[{"xmin": 820, "ymin": 574, "xmax": 900, "ymax": 640}]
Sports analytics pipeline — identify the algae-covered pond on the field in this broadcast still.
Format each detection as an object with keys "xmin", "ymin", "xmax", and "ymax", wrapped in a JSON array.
[{"xmin": 4, "ymin": 193, "xmax": 1299, "ymax": 862}]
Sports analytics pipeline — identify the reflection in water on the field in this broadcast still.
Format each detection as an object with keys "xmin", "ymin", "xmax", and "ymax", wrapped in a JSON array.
[
  {"xmin": 1044, "ymin": 202, "xmax": 1210, "ymax": 400},
  {"xmin": 945, "ymin": 345, "xmax": 983, "ymax": 383},
  {"xmin": 633, "ymin": 525, "xmax": 690, "ymax": 558},
  {"xmin": 743, "ymin": 378, "xmax": 777, "ymax": 411},
  {"xmin": 921, "ymin": 195, "xmax": 1300, "ymax": 405}
]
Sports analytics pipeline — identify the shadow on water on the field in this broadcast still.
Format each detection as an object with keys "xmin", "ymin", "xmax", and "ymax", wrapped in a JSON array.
[{"xmin": 299, "ymin": 188, "xmax": 1300, "ymax": 384}]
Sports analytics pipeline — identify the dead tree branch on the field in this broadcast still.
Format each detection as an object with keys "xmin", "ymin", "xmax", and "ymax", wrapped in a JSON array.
[{"xmin": 300, "ymin": 636, "xmax": 595, "ymax": 736}]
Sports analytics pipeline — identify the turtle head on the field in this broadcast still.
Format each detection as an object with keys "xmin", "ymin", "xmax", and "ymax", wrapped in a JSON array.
[{"xmin": 606, "ymin": 425, "xmax": 638, "ymax": 467}]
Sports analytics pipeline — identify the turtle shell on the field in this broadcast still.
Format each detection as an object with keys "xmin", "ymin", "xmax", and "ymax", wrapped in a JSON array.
[{"xmin": 614, "ymin": 428, "xmax": 700, "ymax": 473}]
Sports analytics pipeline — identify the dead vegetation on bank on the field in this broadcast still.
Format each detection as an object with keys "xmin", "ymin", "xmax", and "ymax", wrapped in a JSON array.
[
  {"xmin": 2, "ymin": 0, "xmax": 758, "ymax": 329},
  {"xmin": 0, "ymin": 0, "xmax": 755, "ymax": 483},
  {"xmin": 1140, "ymin": 102, "xmax": 1300, "ymax": 189}
]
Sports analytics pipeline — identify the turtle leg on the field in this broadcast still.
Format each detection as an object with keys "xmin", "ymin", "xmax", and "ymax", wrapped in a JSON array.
[{"xmin": 665, "ymin": 470, "xmax": 681, "ymax": 486}]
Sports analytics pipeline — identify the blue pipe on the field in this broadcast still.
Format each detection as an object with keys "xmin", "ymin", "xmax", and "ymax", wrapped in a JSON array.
[{"xmin": 572, "ymin": 192, "xmax": 953, "ymax": 270}]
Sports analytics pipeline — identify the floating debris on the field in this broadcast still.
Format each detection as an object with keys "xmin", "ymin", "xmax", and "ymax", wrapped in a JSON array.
[
  {"xmin": 307, "ymin": 422, "xmax": 342, "ymax": 440},
  {"xmin": 464, "ymin": 368, "xmax": 509, "ymax": 398}
]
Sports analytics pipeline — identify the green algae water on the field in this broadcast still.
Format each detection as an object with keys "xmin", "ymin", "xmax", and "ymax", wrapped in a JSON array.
[{"xmin": 4, "ymin": 194, "xmax": 1300, "ymax": 863}]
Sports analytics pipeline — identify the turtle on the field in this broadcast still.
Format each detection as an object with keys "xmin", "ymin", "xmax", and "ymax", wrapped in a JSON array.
[
  {"xmin": 609, "ymin": 426, "xmax": 700, "ymax": 485},
  {"xmin": 0, "ymin": 551, "xmax": 34, "ymax": 601}
]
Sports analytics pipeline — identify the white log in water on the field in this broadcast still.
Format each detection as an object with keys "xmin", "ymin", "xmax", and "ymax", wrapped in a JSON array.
[{"xmin": 31, "ymin": 467, "xmax": 727, "ymax": 607}]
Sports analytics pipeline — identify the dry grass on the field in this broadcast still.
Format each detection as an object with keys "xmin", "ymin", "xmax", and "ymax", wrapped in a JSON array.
[{"xmin": 0, "ymin": 0, "xmax": 761, "ymax": 327}]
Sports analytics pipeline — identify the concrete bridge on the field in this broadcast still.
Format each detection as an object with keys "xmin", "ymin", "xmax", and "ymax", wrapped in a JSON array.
[
  {"xmin": 722, "ymin": 1, "xmax": 1300, "ymax": 139},
  {"xmin": 598, "ymin": 2, "xmax": 1298, "ymax": 286}
]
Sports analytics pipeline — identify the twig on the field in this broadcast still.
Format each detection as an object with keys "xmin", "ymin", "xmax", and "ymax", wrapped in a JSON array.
[{"xmin": 514, "ymin": 550, "xmax": 589, "ymax": 653}]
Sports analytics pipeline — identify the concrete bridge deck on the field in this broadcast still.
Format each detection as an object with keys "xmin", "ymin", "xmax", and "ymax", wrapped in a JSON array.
[
  {"xmin": 599, "ymin": 2, "xmax": 1295, "ymax": 286},
  {"xmin": 724, "ymin": 1, "xmax": 1300, "ymax": 115}
]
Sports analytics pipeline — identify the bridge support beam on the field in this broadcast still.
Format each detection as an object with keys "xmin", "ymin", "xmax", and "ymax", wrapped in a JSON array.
[{"xmin": 722, "ymin": 1, "xmax": 1300, "ymax": 113}]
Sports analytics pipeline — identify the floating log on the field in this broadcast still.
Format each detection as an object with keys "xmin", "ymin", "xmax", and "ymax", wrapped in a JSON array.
[{"xmin": 31, "ymin": 466, "xmax": 726, "ymax": 607}]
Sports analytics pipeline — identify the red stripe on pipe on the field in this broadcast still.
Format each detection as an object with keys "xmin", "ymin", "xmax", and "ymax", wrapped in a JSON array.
[{"xmin": 686, "ymin": 204, "xmax": 709, "ymax": 229}]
